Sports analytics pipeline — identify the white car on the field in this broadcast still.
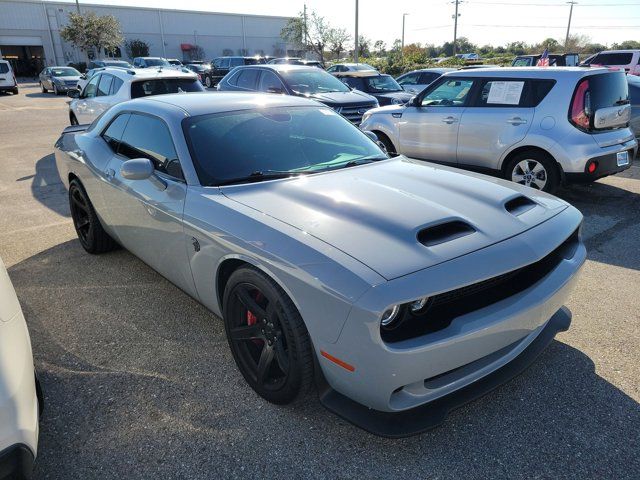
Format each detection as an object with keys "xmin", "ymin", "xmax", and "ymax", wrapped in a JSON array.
[
  {"xmin": 0, "ymin": 59, "xmax": 19, "ymax": 95},
  {"xmin": 0, "ymin": 256, "xmax": 40, "ymax": 478},
  {"xmin": 68, "ymin": 67, "xmax": 204, "ymax": 125},
  {"xmin": 582, "ymin": 49, "xmax": 640, "ymax": 76},
  {"xmin": 396, "ymin": 68, "xmax": 456, "ymax": 95}
]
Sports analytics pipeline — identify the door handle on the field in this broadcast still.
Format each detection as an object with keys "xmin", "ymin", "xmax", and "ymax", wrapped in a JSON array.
[
  {"xmin": 105, "ymin": 168, "xmax": 115, "ymax": 180},
  {"xmin": 442, "ymin": 116, "xmax": 458, "ymax": 124},
  {"xmin": 507, "ymin": 117, "xmax": 527, "ymax": 125}
]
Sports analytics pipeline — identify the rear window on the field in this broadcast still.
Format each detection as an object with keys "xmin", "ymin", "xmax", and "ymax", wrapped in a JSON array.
[
  {"xmin": 588, "ymin": 72, "xmax": 629, "ymax": 110},
  {"xmin": 0, "ymin": 63, "xmax": 10, "ymax": 74},
  {"xmin": 130, "ymin": 78, "xmax": 204, "ymax": 98},
  {"xmin": 591, "ymin": 53, "xmax": 633, "ymax": 66}
]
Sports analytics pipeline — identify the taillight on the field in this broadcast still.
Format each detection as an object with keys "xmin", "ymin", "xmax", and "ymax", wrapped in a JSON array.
[{"xmin": 570, "ymin": 78, "xmax": 591, "ymax": 130}]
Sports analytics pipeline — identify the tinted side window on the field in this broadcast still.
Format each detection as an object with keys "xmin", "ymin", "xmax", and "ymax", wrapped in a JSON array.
[
  {"xmin": 0, "ymin": 63, "xmax": 10, "ymax": 74},
  {"xmin": 397, "ymin": 72, "xmax": 419, "ymax": 85},
  {"xmin": 130, "ymin": 79, "xmax": 203, "ymax": 98},
  {"xmin": 101, "ymin": 113, "xmax": 130, "ymax": 152},
  {"xmin": 230, "ymin": 58, "xmax": 243, "ymax": 67},
  {"xmin": 111, "ymin": 77, "xmax": 124, "ymax": 95},
  {"xmin": 418, "ymin": 72, "xmax": 438, "ymax": 85},
  {"xmin": 220, "ymin": 58, "xmax": 230, "ymax": 68},
  {"xmin": 592, "ymin": 53, "xmax": 633, "ymax": 66},
  {"xmin": 258, "ymin": 70, "xmax": 285, "ymax": 92},
  {"xmin": 343, "ymin": 77, "xmax": 362, "ymax": 90},
  {"xmin": 97, "ymin": 74, "xmax": 113, "ymax": 96},
  {"xmin": 84, "ymin": 75, "xmax": 101, "ymax": 98},
  {"xmin": 119, "ymin": 114, "xmax": 181, "ymax": 178},
  {"xmin": 225, "ymin": 70, "xmax": 241, "ymax": 86},
  {"xmin": 236, "ymin": 69, "xmax": 259, "ymax": 89}
]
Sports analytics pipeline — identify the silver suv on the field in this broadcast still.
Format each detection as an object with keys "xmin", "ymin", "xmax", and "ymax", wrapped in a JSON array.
[{"xmin": 360, "ymin": 67, "xmax": 637, "ymax": 192}]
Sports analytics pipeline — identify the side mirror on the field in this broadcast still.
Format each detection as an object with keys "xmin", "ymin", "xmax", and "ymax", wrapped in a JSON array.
[
  {"xmin": 121, "ymin": 158, "xmax": 154, "ymax": 180},
  {"xmin": 67, "ymin": 89, "xmax": 80, "ymax": 99},
  {"xmin": 411, "ymin": 95, "xmax": 421, "ymax": 107},
  {"xmin": 363, "ymin": 130, "xmax": 379, "ymax": 143}
]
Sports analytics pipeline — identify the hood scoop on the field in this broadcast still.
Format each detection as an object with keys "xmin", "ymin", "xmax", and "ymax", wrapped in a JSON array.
[
  {"xmin": 505, "ymin": 196, "xmax": 537, "ymax": 216},
  {"xmin": 417, "ymin": 221, "xmax": 476, "ymax": 247}
]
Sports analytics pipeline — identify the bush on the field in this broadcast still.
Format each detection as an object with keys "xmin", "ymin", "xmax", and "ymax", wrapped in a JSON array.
[{"xmin": 365, "ymin": 56, "xmax": 466, "ymax": 76}]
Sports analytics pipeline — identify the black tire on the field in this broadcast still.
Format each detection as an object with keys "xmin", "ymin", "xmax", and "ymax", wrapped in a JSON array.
[
  {"xmin": 70, "ymin": 113, "xmax": 79, "ymax": 126},
  {"xmin": 504, "ymin": 150, "xmax": 560, "ymax": 193},
  {"xmin": 204, "ymin": 75, "xmax": 212, "ymax": 88},
  {"xmin": 68, "ymin": 179, "xmax": 118, "ymax": 254},
  {"xmin": 11, "ymin": 87, "xmax": 18, "ymax": 95},
  {"xmin": 223, "ymin": 267, "xmax": 314, "ymax": 405},
  {"xmin": 40, "ymin": 82, "xmax": 47, "ymax": 93},
  {"xmin": 374, "ymin": 131, "xmax": 398, "ymax": 157},
  {"xmin": 53, "ymin": 84, "xmax": 59, "ymax": 95}
]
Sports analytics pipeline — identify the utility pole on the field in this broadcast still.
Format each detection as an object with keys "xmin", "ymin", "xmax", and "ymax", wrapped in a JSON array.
[
  {"xmin": 451, "ymin": 0, "xmax": 461, "ymax": 57},
  {"xmin": 401, "ymin": 13, "xmax": 409, "ymax": 57},
  {"xmin": 303, "ymin": 3, "xmax": 308, "ymax": 56},
  {"xmin": 354, "ymin": 0, "xmax": 359, "ymax": 62},
  {"xmin": 565, "ymin": 1, "xmax": 577, "ymax": 52},
  {"xmin": 74, "ymin": 0, "xmax": 80, "ymax": 14}
]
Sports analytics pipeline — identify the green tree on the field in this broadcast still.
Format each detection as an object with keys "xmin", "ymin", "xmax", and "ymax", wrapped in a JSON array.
[
  {"xmin": 281, "ymin": 10, "xmax": 332, "ymax": 63},
  {"xmin": 60, "ymin": 11, "xmax": 123, "ymax": 62},
  {"xmin": 374, "ymin": 40, "xmax": 386, "ymax": 57},
  {"xmin": 124, "ymin": 39, "xmax": 149, "ymax": 59},
  {"xmin": 611, "ymin": 40, "xmax": 640, "ymax": 50},
  {"xmin": 327, "ymin": 27, "xmax": 351, "ymax": 60},
  {"xmin": 357, "ymin": 35, "xmax": 372, "ymax": 58}
]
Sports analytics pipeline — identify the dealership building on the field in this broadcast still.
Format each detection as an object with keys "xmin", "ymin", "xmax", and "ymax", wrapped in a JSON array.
[{"xmin": 0, "ymin": 0, "xmax": 294, "ymax": 75}]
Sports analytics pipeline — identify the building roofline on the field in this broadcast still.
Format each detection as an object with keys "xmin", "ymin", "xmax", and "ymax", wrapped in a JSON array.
[{"xmin": 3, "ymin": 0, "xmax": 293, "ymax": 21}]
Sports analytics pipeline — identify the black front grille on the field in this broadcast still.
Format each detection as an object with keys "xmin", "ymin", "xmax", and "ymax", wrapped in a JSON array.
[
  {"xmin": 334, "ymin": 104, "xmax": 377, "ymax": 124},
  {"xmin": 382, "ymin": 227, "xmax": 580, "ymax": 343}
]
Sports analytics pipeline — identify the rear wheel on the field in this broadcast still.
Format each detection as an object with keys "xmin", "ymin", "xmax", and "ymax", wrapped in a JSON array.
[
  {"xmin": 11, "ymin": 87, "xmax": 18, "ymax": 95},
  {"xmin": 40, "ymin": 82, "xmax": 47, "ymax": 93},
  {"xmin": 69, "ymin": 180, "xmax": 118, "ymax": 254},
  {"xmin": 70, "ymin": 113, "xmax": 79, "ymax": 126},
  {"xmin": 53, "ymin": 84, "xmax": 59, "ymax": 95},
  {"xmin": 223, "ymin": 267, "xmax": 314, "ymax": 405},
  {"xmin": 505, "ymin": 150, "xmax": 559, "ymax": 193}
]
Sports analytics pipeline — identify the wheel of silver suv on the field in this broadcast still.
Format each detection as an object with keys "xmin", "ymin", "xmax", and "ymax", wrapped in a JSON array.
[{"xmin": 511, "ymin": 159, "xmax": 548, "ymax": 190}]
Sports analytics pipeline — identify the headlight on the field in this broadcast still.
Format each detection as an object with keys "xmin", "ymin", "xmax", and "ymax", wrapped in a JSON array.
[{"xmin": 380, "ymin": 305, "xmax": 400, "ymax": 327}]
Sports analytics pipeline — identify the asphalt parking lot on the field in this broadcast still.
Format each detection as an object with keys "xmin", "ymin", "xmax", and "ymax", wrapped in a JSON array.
[{"xmin": 1, "ymin": 81, "xmax": 639, "ymax": 479}]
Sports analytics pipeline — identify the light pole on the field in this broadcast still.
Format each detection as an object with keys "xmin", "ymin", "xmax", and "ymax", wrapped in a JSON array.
[
  {"xmin": 401, "ymin": 13, "xmax": 409, "ymax": 57},
  {"xmin": 565, "ymin": 1, "xmax": 577, "ymax": 52},
  {"xmin": 354, "ymin": 0, "xmax": 359, "ymax": 63},
  {"xmin": 452, "ymin": 0, "xmax": 461, "ymax": 57}
]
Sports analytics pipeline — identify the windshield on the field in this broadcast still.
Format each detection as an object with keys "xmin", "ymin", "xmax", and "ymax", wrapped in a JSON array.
[
  {"xmin": 51, "ymin": 67, "xmax": 80, "ymax": 77},
  {"xmin": 365, "ymin": 75, "xmax": 402, "ymax": 93},
  {"xmin": 279, "ymin": 70, "xmax": 350, "ymax": 94},
  {"xmin": 130, "ymin": 78, "xmax": 204, "ymax": 98},
  {"xmin": 145, "ymin": 58, "xmax": 170, "ymax": 67},
  {"xmin": 105, "ymin": 61, "xmax": 131, "ymax": 68},
  {"xmin": 183, "ymin": 106, "xmax": 386, "ymax": 186}
]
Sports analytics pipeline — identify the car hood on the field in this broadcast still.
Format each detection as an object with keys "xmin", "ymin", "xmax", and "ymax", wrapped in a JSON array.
[
  {"xmin": 303, "ymin": 90, "xmax": 377, "ymax": 106},
  {"xmin": 221, "ymin": 157, "xmax": 568, "ymax": 280}
]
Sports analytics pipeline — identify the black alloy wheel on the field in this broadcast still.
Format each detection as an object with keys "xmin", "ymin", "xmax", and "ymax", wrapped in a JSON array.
[
  {"xmin": 223, "ymin": 267, "xmax": 314, "ymax": 404},
  {"xmin": 68, "ymin": 179, "xmax": 118, "ymax": 254}
]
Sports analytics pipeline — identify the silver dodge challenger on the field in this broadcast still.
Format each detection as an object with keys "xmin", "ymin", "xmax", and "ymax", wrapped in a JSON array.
[{"xmin": 54, "ymin": 92, "xmax": 586, "ymax": 437}]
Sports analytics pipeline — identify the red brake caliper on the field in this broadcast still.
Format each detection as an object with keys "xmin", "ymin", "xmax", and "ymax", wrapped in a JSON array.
[{"xmin": 247, "ymin": 292, "xmax": 264, "ymax": 345}]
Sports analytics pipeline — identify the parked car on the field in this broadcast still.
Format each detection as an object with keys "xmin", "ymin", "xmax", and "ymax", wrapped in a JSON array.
[
  {"xmin": 581, "ymin": 50, "xmax": 640, "ymax": 76},
  {"xmin": 267, "ymin": 57, "xmax": 324, "ymax": 68},
  {"xmin": 456, "ymin": 53, "xmax": 480, "ymax": 60},
  {"xmin": 326, "ymin": 63, "xmax": 377, "ymax": 74},
  {"xmin": 335, "ymin": 71, "xmax": 413, "ymax": 106},
  {"xmin": 0, "ymin": 59, "xmax": 18, "ymax": 95},
  {"xmin": 77, "ymin": 62, "xmax": 134, "ymax": 91},
  {"xmin": 67, "ymin": 67, "xmax": 203, "ymax": 125},
  {"xmin": 166, "ymin": 59, "xmax": 183, "ymax": 67},
  {"xmin": 54, "ymin": 91, "xmax": 586, "ymax": 437},
  {"xmin": 184, "ymin": 63, "xmax": 210, "ymax": 83},
  {"xmin": 396, "ymin": 68, "xmax": 456, "ymax": 95},
  {"xmin": 512, "ymin": 53, "xmax": 579, "ymax": 67},
  {"xmin": 0, "ymin": 256, "xmax": 41, "ymax": 478},
  {"xmin": 217, "ymin": 64, "xmax": 378, "ymax": 124},
  {"xmin": 202, "ymin": 56, "xmax": 266, "ymax": 88},
  {"xmin": 629, "ymin": 74, "xmax": 640, "ymax": 140},
  {"xmin": 132, "ymin": 57, "xmax": 171, "ymax": 69},
  {"xmin": 38, "ymin": 66, "xmax": 82, "ymax": 95},
  {"xmin": 360, "ymin": 67, "xmax": 637, "ymax": 193},
  {"xmin": 87, "ymin": 59, "xmax": 132, "ymax": 70}
]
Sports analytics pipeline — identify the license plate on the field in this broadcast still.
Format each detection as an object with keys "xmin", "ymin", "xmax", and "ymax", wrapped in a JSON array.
[{"xmin": 616, "ymin": 151, "xmax": 629, "ymax": 167}]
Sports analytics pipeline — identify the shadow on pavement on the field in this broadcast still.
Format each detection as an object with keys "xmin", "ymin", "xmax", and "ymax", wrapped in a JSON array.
[
  {"xmin": 9, "ymin": 240, "xmax": 640, "ymax": 479},
  {"xmin": 29, "ymin": 154, "xmax": 69, "ymax": 218}
]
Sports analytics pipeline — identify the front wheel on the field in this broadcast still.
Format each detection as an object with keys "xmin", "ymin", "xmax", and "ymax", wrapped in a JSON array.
[
  {"xmin": 204, "ymin": 76, "xmax": 212, "ymax": 88},
  {"xmin": 70, "ymin": 113, "xmax": 79, "ymax": 126},
  {"xmin": 223, "ymin": 267, "xmax": 314, "ymax": 405},
  {"xmin": 40, "ymin": 82, "xmax": 47, "ymax": 93},
  {"xmin": 69, "ymin": 179, "xmax": 118, "ymax": 254},
  {"xmin": 505, "ymin": 151, "xmax": 559, "ymax": 193},
  {"xmin": 53, "ymin": 84, "xmax": 59, "ymax": 95},
  {"xmin": 11, "ymin": 87, "xmax": 18, "ymax": 95}
]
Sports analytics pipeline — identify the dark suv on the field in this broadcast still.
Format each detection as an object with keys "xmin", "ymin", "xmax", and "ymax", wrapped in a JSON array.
[
  {"xmin": 203, "ymin": 56, "xmax": 266, "ymax": 88},
  {"xmin": 335, "ymin": 71, "xmax": 413, "ymax": 106},
  {"xmin": 217, "ymin": 64, "xmax": 379, "ymax": 124}
]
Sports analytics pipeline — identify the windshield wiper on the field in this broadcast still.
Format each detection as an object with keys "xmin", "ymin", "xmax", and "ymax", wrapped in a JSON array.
[
  {"xmin": 217, "ymin": 170, "xmax": 308, "ymax": 186},
  {"xmin": 323, "ymin": 156, "xmax": 388, "ymax": 171}
]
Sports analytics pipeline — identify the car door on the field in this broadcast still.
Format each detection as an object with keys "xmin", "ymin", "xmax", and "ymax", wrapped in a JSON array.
[
  {"xmin": 456, "ymin": 78, "xmax": 535, "ymax": 170},
  {"xmin": 74, "ymin": 74, "xmax": 101, "ymax": 124},
  {"xmin": 100, "ymin": 112, "xmax": 196, "ymax": 295},
  {"xmin": 398, "ymin": 77, "xmax": 474, "ymax": 163}
]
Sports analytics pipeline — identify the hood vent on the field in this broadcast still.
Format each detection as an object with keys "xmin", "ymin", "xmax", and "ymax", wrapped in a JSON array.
[
  {"xmin": 505, "ymin": 196, "xmax": 537, "ymax": 216},
  {"xmin": 417, "ymin": 221, "xmax": 476, "ymax": 247}
]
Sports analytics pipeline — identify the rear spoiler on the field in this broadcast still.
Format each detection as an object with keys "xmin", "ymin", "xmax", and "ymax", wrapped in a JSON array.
[{"xmin": 62, "ymin": 124, "xmax": 90, "ymax": 134}]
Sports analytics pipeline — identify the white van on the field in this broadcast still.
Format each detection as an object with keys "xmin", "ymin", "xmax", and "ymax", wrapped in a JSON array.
[{"xmin": 0, "ymin": 60, "xmax": 19, "ymax": 95}]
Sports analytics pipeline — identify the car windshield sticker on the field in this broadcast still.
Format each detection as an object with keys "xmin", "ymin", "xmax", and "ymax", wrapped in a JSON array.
[{"xmin": 487, "ymin": 81, "xmax": 524, "ymax": 105}]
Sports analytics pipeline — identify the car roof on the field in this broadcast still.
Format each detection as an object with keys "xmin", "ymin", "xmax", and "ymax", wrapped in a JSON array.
[
  {"xmin": 334, "ymin": 70, "xmax": 388, "ymax": 78},
  {"xmin": 598, "ymin": 49, "xmax": 640, "ymax": 53},
  {"xmin": 125, "ymin": 91, "xmax": 323, "ymax": 116},
  {"xmin": 448, "ymin": 66, "xmax": 611, "ymax": 77},
  {"xmin": 400, "ymin": 68, "xmax": 456, "ymax": 75},
  {"xmin": 237, "ymin": 64, "xmax": 320, "ymax": 73},
  {"xmin": 94, "ymin": 67, "xmax": 197, "ymax": 81}
]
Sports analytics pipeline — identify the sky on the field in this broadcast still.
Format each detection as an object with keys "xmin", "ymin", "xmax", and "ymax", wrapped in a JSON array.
[{"xmin": 48, "ymin": 0, "xmax": 640, "ymax": 48}]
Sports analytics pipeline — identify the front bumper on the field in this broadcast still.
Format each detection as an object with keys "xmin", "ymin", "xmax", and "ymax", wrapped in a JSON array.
[
  {"xmin": 0, "ymin": 444, "xmax": 34, "ymax": 480},
  {"xmin": 319, "ymin": 306, "xmax": 571, "ymax": 438},
  {"xmin": 0, "ymin": 85, "xmax": 17, "ymax": 92}
]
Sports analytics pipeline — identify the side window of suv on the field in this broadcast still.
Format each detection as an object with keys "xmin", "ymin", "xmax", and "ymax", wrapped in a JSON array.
[
  {"xmin": 235, "ymin": 69, "xmax": 259, "ymax": 89},
  {"xmin": 118, "ymin": 113, "xmax": 183, "ymax": 179},
  {"xmin": 475, "ymin": 79, "xmax": 527, "ymax": 107},
  {"xmin": 83, "ymin": 74, "xmax": 101, "ymax": 98},
  {"xmin": 397, "ymin": 72, "xmax": 419, "ymax": 86},
  {"xmin": 101, "ymin": 113, "xmax": 130, "ymax": 152},
  {"xmin": 97, "ymin": 74, "xmax": 113, "ymax": 96},
  {"xmin": 421, "ymin": 79, "xmax": 474, "ymax": 107},
  {"xmin": 258, "ymin": 70, "xmax": 285, "ymax": 93},
  {"xmin": 220, "ymin": 58, "xmax": 230, "ymax": 68},
  {"xmin": 110, "ymin": 77, "xmax": 124, "ymax": 95},
  {"xmin": 418, "ymin": 73, "xmax": 438, "ymax": 85},
  {"xmin": 230, "ymin": 57, "xmax": 244, "ymax": 68}
]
